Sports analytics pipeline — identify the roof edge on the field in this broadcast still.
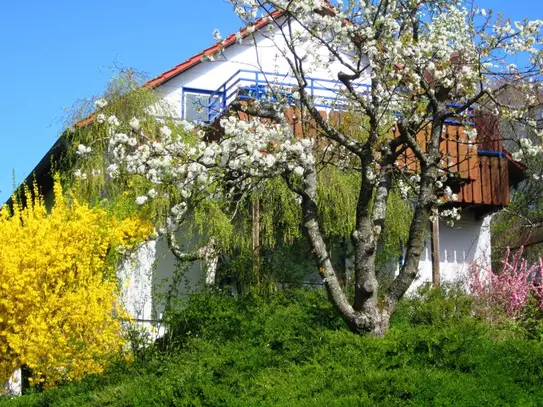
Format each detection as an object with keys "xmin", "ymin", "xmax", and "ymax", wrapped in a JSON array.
[
  {"xmin": 144, "ymin": 9, "xmax": 283, "ymax": 90},
  {"xmin": 3, "ymin": 9, "xmax": 285, "ymax": 207}
]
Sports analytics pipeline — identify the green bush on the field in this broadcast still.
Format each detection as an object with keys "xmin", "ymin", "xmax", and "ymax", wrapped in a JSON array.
[
  {"xmin": 3, "ymin": 287, "xmax": 543, "ymax": 406},
  {"xmin": 164, "ymin": 288, "xmax": 345, "ymax": 344},
  {"xmin": 392, "ymin": 283, "xmax": 474, "ymax": 327}
]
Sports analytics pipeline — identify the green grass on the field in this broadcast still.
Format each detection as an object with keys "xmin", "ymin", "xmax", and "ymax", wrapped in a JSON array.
[{"xmin": 3, "ymin": 287, "xmax": 543, "ymax": 406}]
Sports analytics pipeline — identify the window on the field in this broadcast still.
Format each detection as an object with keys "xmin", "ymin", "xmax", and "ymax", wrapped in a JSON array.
[{"xmin": 183, "ymin": 90, "xmax": 223, "ymax": 123}]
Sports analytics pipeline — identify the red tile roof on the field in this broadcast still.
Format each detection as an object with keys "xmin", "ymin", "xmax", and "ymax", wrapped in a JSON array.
[{"xmin": 144, "ymin": 9, "xmax": 283, "ymax": 89}]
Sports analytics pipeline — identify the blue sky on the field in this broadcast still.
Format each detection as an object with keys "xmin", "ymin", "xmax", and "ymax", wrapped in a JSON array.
[{"xmin": 0, "ymin": 0, "xmax": 541, "ymax": 203}]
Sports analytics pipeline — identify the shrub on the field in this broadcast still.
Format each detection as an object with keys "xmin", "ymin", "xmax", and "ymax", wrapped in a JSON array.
[
  {"xmin": 163, "ymin": 288, "xmax": 346, "ymax": 347},
  {"xmin": 469, "ymin": 247, "xmax": 543, "ymax": 339},
  {"xmin": 470, "ymin": 247, "xmax": 543, "ymax": 317},
  {"xmin": 0, "ymin": 180, "xmax": 152, "ymax": 387},
  {"xmin": 392, "ymin": 283, "xmax": 474, "ymax": 328},
  {"xmin": 4, "ymin": 288, "xmax": 543, "ymax": 406}
]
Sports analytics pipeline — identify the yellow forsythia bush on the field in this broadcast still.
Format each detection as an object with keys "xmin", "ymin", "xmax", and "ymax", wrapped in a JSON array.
[{"xmin": 0, "ymin": 181, "xmax": 153, "ymax": 386}]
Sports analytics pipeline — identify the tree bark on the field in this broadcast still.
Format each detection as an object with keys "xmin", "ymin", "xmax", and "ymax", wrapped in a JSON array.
[
  {"xmin": 350, "ymin": 148, "xmax": 394, "ymax": 334},
  {"xmin": 386, "ymin": 116, "xmax": 444, "ymax": 312},
  {"xmin": 298, "ymin": 167, "xmax": 390, "ymax": 335},
  {"xmin": 167, "ymin": 232, "xmax": 218, "ymax": 286}
]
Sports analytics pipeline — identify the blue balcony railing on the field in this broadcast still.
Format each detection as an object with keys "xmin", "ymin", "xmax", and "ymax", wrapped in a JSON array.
[
  {"xmin": 181, "ymin": 69, "xmax": 370, "ymax": 124},
  {"xmin": 180, "ymin": 69, "xmax": 475, "ymax": 125}
]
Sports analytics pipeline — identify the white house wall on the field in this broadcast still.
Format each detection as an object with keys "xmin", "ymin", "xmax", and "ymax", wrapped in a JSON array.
[
  {"xmin": 153, "ymin": 19, "xmax": 370, "ymax": 120},
  {"xmin": 119, "ymin": 231, "xmax": 210, "ymax": 329}
]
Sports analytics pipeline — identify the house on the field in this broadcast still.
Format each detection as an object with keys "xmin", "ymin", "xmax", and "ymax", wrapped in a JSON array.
[{"xmin": 2, "ymin": 8, "xmax": 525, "ymax": 353}]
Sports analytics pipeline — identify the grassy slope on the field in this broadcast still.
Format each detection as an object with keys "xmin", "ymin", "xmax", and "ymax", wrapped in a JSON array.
[{"xmin": 3, "ymin": 288, "xmax": 543, "ymax": 407}]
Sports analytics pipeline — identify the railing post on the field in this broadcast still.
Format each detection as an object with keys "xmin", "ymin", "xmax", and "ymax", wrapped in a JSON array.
[
  {"xmin": 222, "ymin": 84, "xmax": 226, "ymax": 111},
  {"xmin": 255, "ymin": 71, "xmax": 259, "ymax": 100},
  {"xmin": 207, "ymin": 94, "xmax": 211, "ymax": 123}
]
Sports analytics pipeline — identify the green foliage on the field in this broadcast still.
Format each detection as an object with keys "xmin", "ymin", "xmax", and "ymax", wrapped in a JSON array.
[
  {"xmin": 491, "ymin": 154, "xmax": 543, "ymax": 267},
  {"xmin": 316, "ymin": 166, "xmax": 360, "ymax": 238},
  {"xmin": 6, "ymin": 288, "xmax": 543, "ymax": 407},
  {"xmin": 392, "ymin": 283, "xmax": 474, "ymax": 327},
  {"xmin": 192, "ymin": 198, "xmax": 235, "ymax": 250},
  {"xmin": 221, "ymin": 167, "xmax": 413, "ymax": 289},
  {"xmin": 377, "ymin": 189, "xmax": 413, "ymax": 266},
  {"xmin": 259, "ymin": 177, "xmax": 303, "ymax": 247},
  {"xmin": 517, "ymin": 296, "xmax": 543, "ymax": 341},
  {"xmin": 259, "ymin": 241, "xmax": 318, "ymax": 286},
  {"xmin": 61, "ymin": 69, "xmax": 166, "ymax": 200},
  {"xmin": 218, "ymin": 241, "xmax": 317, "ymax": 292}
]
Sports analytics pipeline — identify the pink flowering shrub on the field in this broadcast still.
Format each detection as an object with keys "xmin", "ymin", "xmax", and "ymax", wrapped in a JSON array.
[{"xmin": 469, "ymin": 247, "xmax": 543, "ymax": 320}]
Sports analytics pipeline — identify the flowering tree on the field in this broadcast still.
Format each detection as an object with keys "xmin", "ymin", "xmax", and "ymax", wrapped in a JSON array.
[
  {"xmin": 76, "ymin": 1, "xmax": 543, "ymax": 335},
  {"xmin": 470, "ymin": 247, "xmax": 543, "ymax": 320},
  {"xmin": 70, "ymin": 73, "xmax": 413, "ymax": 294},
  {"xmin": 219, "ymin": 0, "xmax": 543, "ymax": 334},
  {"xmin": 0, "ymin": 181, "xmax": 152, "ymax": 387}
]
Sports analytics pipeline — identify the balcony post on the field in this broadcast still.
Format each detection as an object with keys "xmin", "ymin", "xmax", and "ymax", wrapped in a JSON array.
[{"xmin": 431, "ymin": 217, "xmax": 440, "ymax": 288}]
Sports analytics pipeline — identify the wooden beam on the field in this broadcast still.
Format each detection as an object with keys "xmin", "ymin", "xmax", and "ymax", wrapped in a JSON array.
[{"xmin": 431, "ymin": 218, "xmax": 440, "ymax": 288}]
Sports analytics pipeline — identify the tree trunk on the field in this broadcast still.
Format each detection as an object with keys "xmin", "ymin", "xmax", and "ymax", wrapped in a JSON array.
[{"xmin": 299, "ymin": 167, "xmax": 390, "ymax": 335}]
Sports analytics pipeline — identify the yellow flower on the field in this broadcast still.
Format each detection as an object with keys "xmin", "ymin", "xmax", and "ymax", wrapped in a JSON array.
[{"xmin": 0, "ymin": 180, "xmax": 152, "ymax": 387}]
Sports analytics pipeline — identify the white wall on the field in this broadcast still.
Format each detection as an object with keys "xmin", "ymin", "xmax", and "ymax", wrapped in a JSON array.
[
  {"xmin": 153, "ymin": 18, "xmax": 369, "ymax": 120},
  {"xmin": 119, "ymin": 232, "xmax": 210, "ymax": 335},
  {"xmin": 408, "ymin": 211, "xmax": 492, "ymax": 293},
  {"xmin": 1, "ymin": 368, "xmax": 22, "ymax": 396}
]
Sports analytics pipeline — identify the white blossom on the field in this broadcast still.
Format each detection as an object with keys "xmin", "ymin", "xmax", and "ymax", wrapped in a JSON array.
[
  {"xmin": 76, "ymin": 144, "xmax": 92, "ymax": 156},
  {"xmin": 160, "ymin": 125, "xmax": 172, "ymax": 138},
  {"xmin": 135, "ymin": 196, "xmax": 148, "ymax": 205},
  {"xmin": 107, "ymin": 163, "xmax": 119, "ymax": 179},
  {"xmin": 108, "ymin": 115, "xmax": 120, "ymax": 127},
  {"xmin": 213, "ymin": 29, "xmax": 222, "ymax": 41},
  {"xmin": 180, "ymin": 120, "xmax": 195, "ymax": 132},
  {"xmin": 94, "ymin": 98, "xmax": 108, "ymax": 109},
  {"xmin": 129, "ymin": 117, "xmax": 140, "ymax": 131}
]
